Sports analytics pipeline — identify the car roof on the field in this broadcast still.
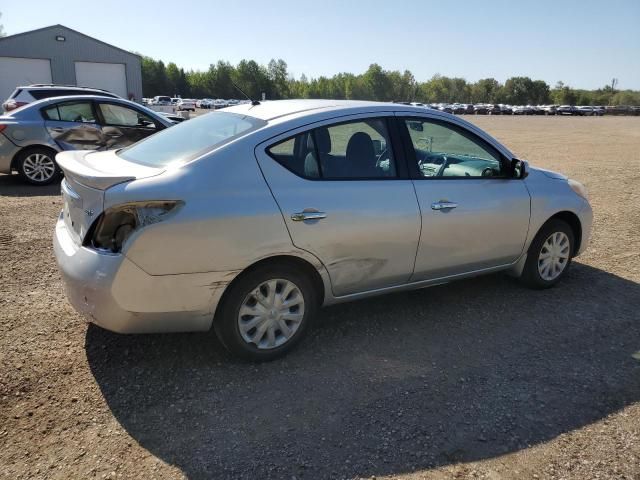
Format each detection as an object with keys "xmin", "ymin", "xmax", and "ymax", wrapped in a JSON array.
[
  {"xmin": 6, "ymin": 95, "xmax": 173, "ymax": 125},
  {"xmin": 223, "ymin": 99, "xmax": 407, "ymax": 121}
]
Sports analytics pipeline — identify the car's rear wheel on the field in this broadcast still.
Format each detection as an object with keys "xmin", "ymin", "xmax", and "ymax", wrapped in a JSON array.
[
  {"xmin": 16, "ymin": 147, "xmax": 59, "ymax": 185},
  {"xmin": 214, "ymin": 264, "xmax": 318, "ymax": 361},
  {"xmin": 520, "ymin": 219, "xmax": 575, "ymax": 289}
]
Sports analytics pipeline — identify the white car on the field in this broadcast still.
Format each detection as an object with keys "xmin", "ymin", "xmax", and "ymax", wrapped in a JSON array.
[
  {"xmin": 151, "ymin": 96, "xmax": 172, "ymax": 106},
  {"xmin": 176, "ymin": 99, "xmax": 196, "ymax": 111}
]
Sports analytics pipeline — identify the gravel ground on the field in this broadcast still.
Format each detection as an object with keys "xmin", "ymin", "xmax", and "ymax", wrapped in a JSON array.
[{"xmin": 0, "ymin": 116, "xmax": 639, "ymax": 480}]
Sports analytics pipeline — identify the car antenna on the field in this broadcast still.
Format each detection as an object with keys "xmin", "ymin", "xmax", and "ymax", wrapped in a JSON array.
[{"xmin": 232, "ymin": 81, "xmax": 260, "ymax": 106}]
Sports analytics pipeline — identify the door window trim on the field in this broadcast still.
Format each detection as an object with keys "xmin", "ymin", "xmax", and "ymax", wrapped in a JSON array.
[
  {"xmin": 264, "ymin": 116, "xmax": 409, "ymax": 181},
  {"xmin": 40, "ymin": 100, "xmax": 100, "ymax": 124},
  {"xmin": 397, "ymin": 116, "xmax": 515, "ymax": 180}
]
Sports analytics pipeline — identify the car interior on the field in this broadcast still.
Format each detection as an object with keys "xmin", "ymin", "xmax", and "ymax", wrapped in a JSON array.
[
  {"xmin": 269, "ymin": 119, "xmax": 396, "ymax": 179},
  {"xmin": 405, "ymin": 120, "xmax": 504, "ymax": 178}
]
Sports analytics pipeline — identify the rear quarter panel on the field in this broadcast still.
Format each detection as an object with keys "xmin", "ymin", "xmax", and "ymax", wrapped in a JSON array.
[{"xmin": 104, "ymin": 140, "xmax": 308, "ymax": 276}]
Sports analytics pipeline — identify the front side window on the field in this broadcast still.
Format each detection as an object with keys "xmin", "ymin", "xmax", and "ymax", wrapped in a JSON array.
[
  {"xmin": 404, "ymin": 119, "xmax": 504, "ymax": 178},
  {"xmin": 43, "ymin": 102, "xmax": 96, "ymax": 123},
  {"xmin": 267, "ymin": 118, "xmax": 397, "ymax": 180},
  {"xmin": 98, "ymin": 103, "xmax": 156, "ymax": 128}
]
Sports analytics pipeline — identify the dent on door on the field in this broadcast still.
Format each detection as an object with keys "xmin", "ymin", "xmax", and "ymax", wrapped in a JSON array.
[{"xmin": 48, "ymin": 123, "xmax": 103, "ymax": 150}]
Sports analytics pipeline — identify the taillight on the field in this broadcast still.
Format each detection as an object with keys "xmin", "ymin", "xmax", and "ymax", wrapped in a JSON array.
[
  {"xmin": 86, "ymin": 201, "xmax": 183, "ymax": 253},
  {"xmin": 0, "ymin": 125, "xmax": 6, "ymax": 133}
]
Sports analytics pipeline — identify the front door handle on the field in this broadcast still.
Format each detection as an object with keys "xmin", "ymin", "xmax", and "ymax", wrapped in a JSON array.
[
  {"xmin": 431, "ymin": 201, "xmax": 458, "ymax": 210},
  {"xmin": 50, "ymin": 127, "xmax": 65, "ymax": 133},
  {"xmin": 291, "ymin": 211, "xmax": 327, "ymax": 221},
  {"xmin": 106, "ymin": 132, "xmax": 123, "ymax": 138}
]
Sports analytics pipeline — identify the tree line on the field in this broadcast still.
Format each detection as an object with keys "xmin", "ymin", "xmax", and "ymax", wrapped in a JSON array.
[{"xmin": 142, "ymin": 57, "xmax": 640, "ymax": 106}]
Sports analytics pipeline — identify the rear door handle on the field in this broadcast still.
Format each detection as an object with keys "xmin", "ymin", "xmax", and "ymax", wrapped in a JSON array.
[
  {"xmin": 106, "ymin": 132, "xmax": 123, "ymax": 138},
  {"xmin": 431, "ymin": 201, "xmax": 458, "ymax": 210},
  {"xmin": 291, "ymin": 211, "xmax": 327, "ymax": 221},
  {"xmin": 50, "ymin": 127, "xmax": 64, "ymax": 133}
]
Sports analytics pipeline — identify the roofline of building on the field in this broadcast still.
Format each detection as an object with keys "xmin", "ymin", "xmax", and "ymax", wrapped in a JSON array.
[{"xmin": 0, "ymin": 24, "xmax": 142, "ymax": 60}]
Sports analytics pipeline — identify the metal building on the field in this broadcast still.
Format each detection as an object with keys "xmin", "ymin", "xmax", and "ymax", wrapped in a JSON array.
[{"xmin": 0, "ymin": 24, "xmax": 142, "ymax": 102}]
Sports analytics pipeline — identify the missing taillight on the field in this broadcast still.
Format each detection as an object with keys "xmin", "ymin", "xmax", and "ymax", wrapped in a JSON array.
[{"xmin": 88, "ymin": 201, "xmax": 182, "ymax": 253}]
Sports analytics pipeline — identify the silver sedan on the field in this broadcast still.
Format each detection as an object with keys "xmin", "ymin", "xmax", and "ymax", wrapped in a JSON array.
[{"xmin": 53, "ymin": 100, "xmax": 592, "ymax": 361}]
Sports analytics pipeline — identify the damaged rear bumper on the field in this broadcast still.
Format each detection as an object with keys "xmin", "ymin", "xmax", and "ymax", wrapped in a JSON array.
[{"xmin": 53, "ymin": 215, "xmax": 236, "ymax": 333}]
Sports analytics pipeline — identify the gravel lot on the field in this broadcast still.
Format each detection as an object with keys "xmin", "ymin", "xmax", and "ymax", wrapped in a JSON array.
[{"xmin": 1, "ymin": 116, "xmax": 639, "ymax": 480}]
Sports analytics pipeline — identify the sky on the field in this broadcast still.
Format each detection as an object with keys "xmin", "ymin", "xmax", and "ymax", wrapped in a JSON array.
[{"xmin": 1, "ymin": 0, "xmax": 639, "ymax": 90}]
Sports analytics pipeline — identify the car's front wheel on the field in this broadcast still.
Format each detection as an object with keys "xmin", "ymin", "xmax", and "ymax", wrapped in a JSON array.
[
  {"xmin": 214, "ymin": 264, "xmax": 318, "ymax": 361},
  {"xmin": 520, "ymin": 219, "xmax": 575, "ymax": 289},
  {"xmin": 16, "ymin": 147, "xmax": 60, "ymax": 185}
]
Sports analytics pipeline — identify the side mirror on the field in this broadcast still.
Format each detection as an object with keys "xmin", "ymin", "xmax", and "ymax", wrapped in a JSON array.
[{"xmin": 511, "ymin": 158, "xmax": 528, "ymax": 179}]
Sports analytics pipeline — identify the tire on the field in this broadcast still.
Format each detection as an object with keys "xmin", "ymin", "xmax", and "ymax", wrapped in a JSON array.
[
  {"xmin": 16, "ymin": 147, "xmax": 60, "ymax": 185},
  {"xmin": 214, "ymin": 264, "xmax": 319, "ymax": 361},
  {"xmin": 520, "ymin": 219, "xmax": 575, "ymax": 289}
]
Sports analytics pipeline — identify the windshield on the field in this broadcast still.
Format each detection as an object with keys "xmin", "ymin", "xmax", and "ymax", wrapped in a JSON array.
[{"xmin": 118, "ymin": 111, "xmax": 267, "ymax": 167}]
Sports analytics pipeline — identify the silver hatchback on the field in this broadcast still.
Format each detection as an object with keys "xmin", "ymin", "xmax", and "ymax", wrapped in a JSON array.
[{"xmin": 53, "ymin": 100, "xmax": 592, "ymax": 360}]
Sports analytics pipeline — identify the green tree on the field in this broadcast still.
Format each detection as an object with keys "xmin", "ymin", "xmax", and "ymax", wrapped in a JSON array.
[
  {"xmin": 166, "ymin": 62, "xmax": 181, "ymax": 97},
  {"xmin": 471, "ymin": 78, "xmax": 501, "ymax": 103}
]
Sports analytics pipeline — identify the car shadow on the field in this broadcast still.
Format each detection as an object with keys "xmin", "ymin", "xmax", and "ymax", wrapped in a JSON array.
[
  {"xmin": 0, "ymin": 173, "xmax": 61, "ymax": 197},
  {"xmin": 85, "ymin": 263, "xmax": 640, "ymax": 479}
]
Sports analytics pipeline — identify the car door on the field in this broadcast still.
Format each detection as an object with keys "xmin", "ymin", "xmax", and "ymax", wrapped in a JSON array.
[
  {"xmin": 42, "ymin": 100, "xmax": 104, "ymax": 150},
  {"xmin": 255, "ymin": 115, "xmax": 421, "ymax": 297},
  {"xmin": 399, "ymin": 115, "xmax": 531, "ymax": 281},
  {"xmin": 95, "ymin": 101, "xmax": 162, "ymax": 149}
]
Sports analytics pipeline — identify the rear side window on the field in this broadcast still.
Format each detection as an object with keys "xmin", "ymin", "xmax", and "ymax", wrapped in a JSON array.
[
  {"xmin": 42, "ymin": 102, "xmax": 96, "ymax": 123},
  {"xmin": 266, "ymin": 118, "xmax": 397, "ymax": 180}
]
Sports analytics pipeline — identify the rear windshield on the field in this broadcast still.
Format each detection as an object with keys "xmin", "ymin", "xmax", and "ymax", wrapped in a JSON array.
[{"xmin": 117, "ymin": 111, "xmax": 266, "ymax": 167}]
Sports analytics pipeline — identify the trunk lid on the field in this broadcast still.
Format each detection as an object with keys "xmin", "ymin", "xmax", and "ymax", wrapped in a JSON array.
[{"xmin": 57, "ymin": 150, "xmax": 164, "ymax": 244}]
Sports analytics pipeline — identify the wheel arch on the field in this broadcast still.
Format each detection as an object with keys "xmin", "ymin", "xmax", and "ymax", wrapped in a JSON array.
[
  {"xmin": 11, "ymin": 144, "xmax": 59, "ymax": 171},
  {"xmin": 211, "ymin": 254, "xmax": 327, "ymax": 328},
  {"xmin": 547, "ymin": 210, "xmax": 582, "ymax": 256}
]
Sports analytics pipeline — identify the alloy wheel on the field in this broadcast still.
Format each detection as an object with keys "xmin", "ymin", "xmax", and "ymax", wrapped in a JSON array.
[{"xmin": 22, "ymin": 153, "xmax": 56, "ymax": 183}]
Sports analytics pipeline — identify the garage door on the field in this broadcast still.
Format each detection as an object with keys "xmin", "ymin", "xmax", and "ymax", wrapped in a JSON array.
[
  {"xmin": 0, "ymin": 57, "xmax": 52, "ymax": 101},
  {"xmin": 75, "ymin": 62, "xmax": 127, "ymax": 98}
]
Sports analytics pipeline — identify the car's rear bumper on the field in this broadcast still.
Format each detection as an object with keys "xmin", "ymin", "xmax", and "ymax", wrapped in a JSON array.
[{"xmin": 53, "ymin": 214, "xmax": 236, "ymax": 334}]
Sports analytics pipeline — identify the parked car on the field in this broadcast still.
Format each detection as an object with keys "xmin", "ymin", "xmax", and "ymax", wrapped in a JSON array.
[
  {"xmin": 0, "ymin": 95, "xmax": 173, "ymax": 185},
  {"xmin": 170, "ymin": 98, "xmax": 180, "ymax": 105},
  {"xmin": 213, "ymin": 99, "xmax": 228, "ymax": 109},
  {"xmin": 576, "ymin": 106, "xmax": 595, "ymax": 116},
  {"xmin": 150, "ymin": 96, "xmax": 172, "ymax": 106},
  {"xmin": 541, "ymin": 105, "xmax": 557, "ymax": 115},
  {"xmin": 451, "ymin": 104, "xmax": 466, "ymax": 115},
  {"xmin": 159, "ymin": 112, "xmax": 187, "ymax": 123},
  {"xmin": 593, "ymin": 106, "xmax": 605, "ymax": 116},
  {"xmin": 557, "ymin": 105, "xmax": 578, "ymax": 115},
  {"xmin": 53, "ymin": 100, "xmax": 592, "ymax": 361},
  {"xmin": 473, "ymin": 104, "xmax": 488, "ymax": 115},
  {"xmin": 488, "ymin": 104, "xmax": 502, "ymax": 115},
  {"xmin": 500, "ymin": 105, "xmax": 513, "ymax": 115},
  {"xmin": 2, "ymin": 84, "xmax": 120, "ymax": 112},
  {"xmin": 176, "ymin": 99, "xmax": 196, "ymax": 111}
]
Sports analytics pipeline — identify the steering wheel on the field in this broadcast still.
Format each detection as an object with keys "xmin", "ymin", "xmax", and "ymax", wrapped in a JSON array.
[
  {"xmin": 436, "ymin": 155, "xmax": 449, "ymax": 176},
  {"xmin": 375, "ymin": 147, "xmax": 388, "ymax": 168}
]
